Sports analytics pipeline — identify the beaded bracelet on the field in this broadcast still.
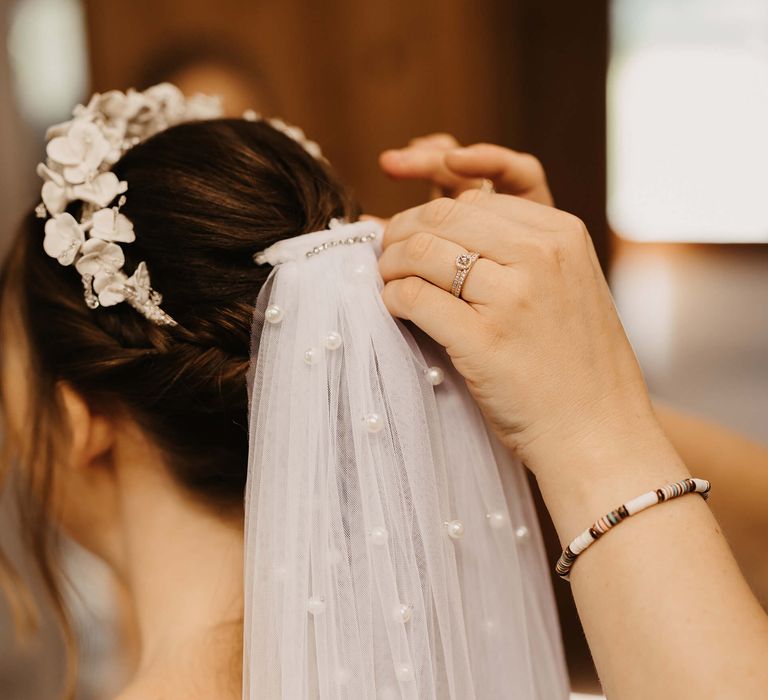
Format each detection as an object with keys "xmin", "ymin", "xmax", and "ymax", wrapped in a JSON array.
[{"xmin": 555, "ymin": 477, "xmax": 711, "ymax": 581}]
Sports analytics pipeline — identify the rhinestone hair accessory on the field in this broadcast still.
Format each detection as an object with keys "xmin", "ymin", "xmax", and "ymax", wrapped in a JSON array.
[{"xmin": 35, "ymin": 83, "xmax": 326, "ymax": 327}]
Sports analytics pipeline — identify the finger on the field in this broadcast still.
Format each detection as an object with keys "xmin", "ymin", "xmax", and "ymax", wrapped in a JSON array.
[
  {"xmin": 381, "ymin": 276, "xmax": 477, "ymax": 351},
  {"xmin": 379, "ymin": 147, "xmax": 473, "ymax": 194},
  {"xmin": 445, "ymin": 144, "xmax": 553, "ymax": 204},
  {"xmin": 378, "ymin": 232, "xmax": 502, "ymax": 304},
  {"xmin": 382, "ymin": 194, "xmax": 552, "ymax": 262},
  {"xmin": 407, "ymin": 132, "xmax": 461, "ymax": 150}
]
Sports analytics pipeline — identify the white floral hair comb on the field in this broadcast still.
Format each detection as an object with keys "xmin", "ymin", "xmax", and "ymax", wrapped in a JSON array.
[{"xmin": 35, "ymin": 83, "xmax": 325, "ymax": 327}]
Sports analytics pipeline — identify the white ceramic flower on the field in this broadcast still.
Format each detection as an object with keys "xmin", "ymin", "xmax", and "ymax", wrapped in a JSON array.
[
  {"xmin": 75, "ymin": 238, "xmax": 125, "ymax": 278},
  {"xmin": 45, "ymin": 118, "xmax": 74, "ymax": 141},
  {"xmin": 93, "ymin": 270, "xmax": 129, "ymax": 306},
  {"xmin": 47, "ymin": 120, "xmax": 111, "ymax": 184},
  {"xmin": 303, "ymin": 140, "xmax": 323, "ymax": 160},
  {"xmin": 37, "ymin": 163, "xmax": 72, "ymax": 215},
  {"xmin": 34, "ymin": 82, "xmax": 226, "ymax": 326},
  {"xmin": 144, "ymin": 82, "xmax": 186, "ymax": 124},
  {"xmin": 267, "ymin": 117, "xmax": 324, "ymax": 160},
  {"xmin": 73, "ymin": 93, "xmax": 101, "ymax": 119},
  {"xmin": 101, "ymin": 123, "xmax": 129, "ymax": 164},
  {"xmin": 71, "ymin": 172, "xmax": 128, "ymax": 209},
  {"xmin": 185, "ymin": 93, "xmax": 224, "ymax": 121},
  {"xmin": 98, "ymin": 89, "xmax": 147, "ymax": 123},
  {"xmin": 43, "ymin": 213, "xmax": 85, "ymax": 266},
  {"xmin": 91, "ymin": 207, "xmax": 136, "ymax": 243}
]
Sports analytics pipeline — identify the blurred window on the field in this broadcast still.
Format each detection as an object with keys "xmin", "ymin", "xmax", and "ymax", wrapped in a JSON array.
[
  {"xmin": 7, "ymin": 0, "xmax": 90, "ymax": 129},
  {"xmin": 609, "ymin": 0, "xmax": 768, "ymax": 242}
]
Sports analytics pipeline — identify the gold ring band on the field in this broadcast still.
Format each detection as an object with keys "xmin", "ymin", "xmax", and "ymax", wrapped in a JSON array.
[{"xmin": 451, "ymin": 252, "xmax": 480, "ymax": 299}]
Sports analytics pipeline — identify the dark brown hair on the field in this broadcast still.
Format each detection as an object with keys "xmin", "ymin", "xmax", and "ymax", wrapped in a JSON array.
[{"xmin": 0, "ymin": 117, "xmax": 360, "ymax": 697}]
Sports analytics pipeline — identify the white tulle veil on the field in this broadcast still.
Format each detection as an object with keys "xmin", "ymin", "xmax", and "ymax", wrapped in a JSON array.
[{"xmin": 243, "ymin": 217, "xmax": 569, "ymax": 699}]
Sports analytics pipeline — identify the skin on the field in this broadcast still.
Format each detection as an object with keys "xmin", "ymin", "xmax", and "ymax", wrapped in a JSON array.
[
  {"xmin": 0, "ymin": 302, "xmax": 244, "ymax": 700},
  {"xmin": 376, "ymin": 134, "xmax": 768, "ymax": 698}
]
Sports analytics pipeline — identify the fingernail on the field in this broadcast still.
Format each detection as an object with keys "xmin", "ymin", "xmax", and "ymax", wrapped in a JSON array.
[{"xmin": 448, "ymin": 147, "xmax": 470, "ymax": 156}]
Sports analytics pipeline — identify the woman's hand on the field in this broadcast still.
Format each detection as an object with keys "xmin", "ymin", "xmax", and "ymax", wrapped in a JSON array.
[
  {"xmin": 378, "ymin": 189, "xmax": 658, "ymax": 480},
  {"xmin": 377, "ymin": 140, "xmax": 768, "ymax": 700},
  {"xmin": 379, "ymin": 133, "xmax": 554, "ymax": 206}
]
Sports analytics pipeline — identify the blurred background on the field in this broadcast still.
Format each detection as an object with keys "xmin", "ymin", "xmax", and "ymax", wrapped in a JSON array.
[{"xmin": 0, "ymin": 0, "xmax": 766, "ymax": 698}]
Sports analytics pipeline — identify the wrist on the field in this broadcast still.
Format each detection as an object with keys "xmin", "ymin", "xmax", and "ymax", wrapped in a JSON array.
[{"xmin": 528, "ymin": 418, "xmax": 692, "ymax": 547}]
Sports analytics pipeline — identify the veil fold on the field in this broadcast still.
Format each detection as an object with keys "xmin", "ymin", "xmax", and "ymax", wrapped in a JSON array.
[{"xmin": 243, "ymin": 219, "xmax": 569, "ymax": 699}]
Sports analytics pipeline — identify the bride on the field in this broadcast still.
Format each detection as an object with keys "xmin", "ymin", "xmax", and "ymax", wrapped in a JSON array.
[
  {"xmin": 0, "ymin": 83, "xmax": 567, "ymax": 699},
  {"xmin": 2, "ymin": 83, "xmax": 767, "ymax": 700}
]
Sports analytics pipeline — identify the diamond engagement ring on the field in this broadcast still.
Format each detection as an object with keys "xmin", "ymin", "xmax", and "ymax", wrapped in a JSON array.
[
  {"xmin": 451, "ymin": 252, "xmax": 480, "ymax": 299},
  {"xmin": 479, "ymin": 178, "xmax": 495, "ymax": 193}
]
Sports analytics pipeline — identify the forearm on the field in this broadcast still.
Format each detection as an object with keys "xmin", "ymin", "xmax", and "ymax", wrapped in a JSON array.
[{"xmin": 533, "ymin": 420, "xmax": 768, "ymax": 699}]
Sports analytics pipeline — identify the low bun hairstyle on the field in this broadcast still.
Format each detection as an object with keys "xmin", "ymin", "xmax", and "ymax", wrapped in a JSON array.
[{"xmin": 0, "ymin": 117, "xmax": 361, "ymax": 695}]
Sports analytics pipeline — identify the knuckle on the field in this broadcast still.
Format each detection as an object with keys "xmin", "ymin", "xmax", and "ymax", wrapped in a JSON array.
[
  {"xmin": 466, "ymin": 141, "xmax": 496, "ymax": 153},
  {"xmin": 525, "ymin": 235, "xmax": 562, "ymax": 266},
  {"xmin": 421, "ymin": 196, "xmax": 458, "ymax": 227},
  {"xmin": 409, "ymin": 132, "xmax": 459, "ymax": 148},
  {"xmin": 537, "ymin": 211, "xmax": 588, "ymax": 254},
  {"xmin": 404, "ymin": 231, "xmax": 437, "ymax": 263},
  {"xmin": 382, "ymin": 211, "xmax": 405, "ymax": 247},
  {"xmin": 429, "ymin": 132, "xmax": 461, "ymax": 148},
  {"xmin": 519, "ymin": 152, "xmax": 545, "ymax": 177},
  {"xmin": 559, "ymin": 212, "xmax": 587, "ymax": 238},
  {"xmin": 555, "ymin": 214, "xmax": 590, "ymax": 253}
]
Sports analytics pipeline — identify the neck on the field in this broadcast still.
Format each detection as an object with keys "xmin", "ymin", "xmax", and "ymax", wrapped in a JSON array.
[{"xmin": 113, "ymin": 442, "xmax": 244, "ymax": 699}]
